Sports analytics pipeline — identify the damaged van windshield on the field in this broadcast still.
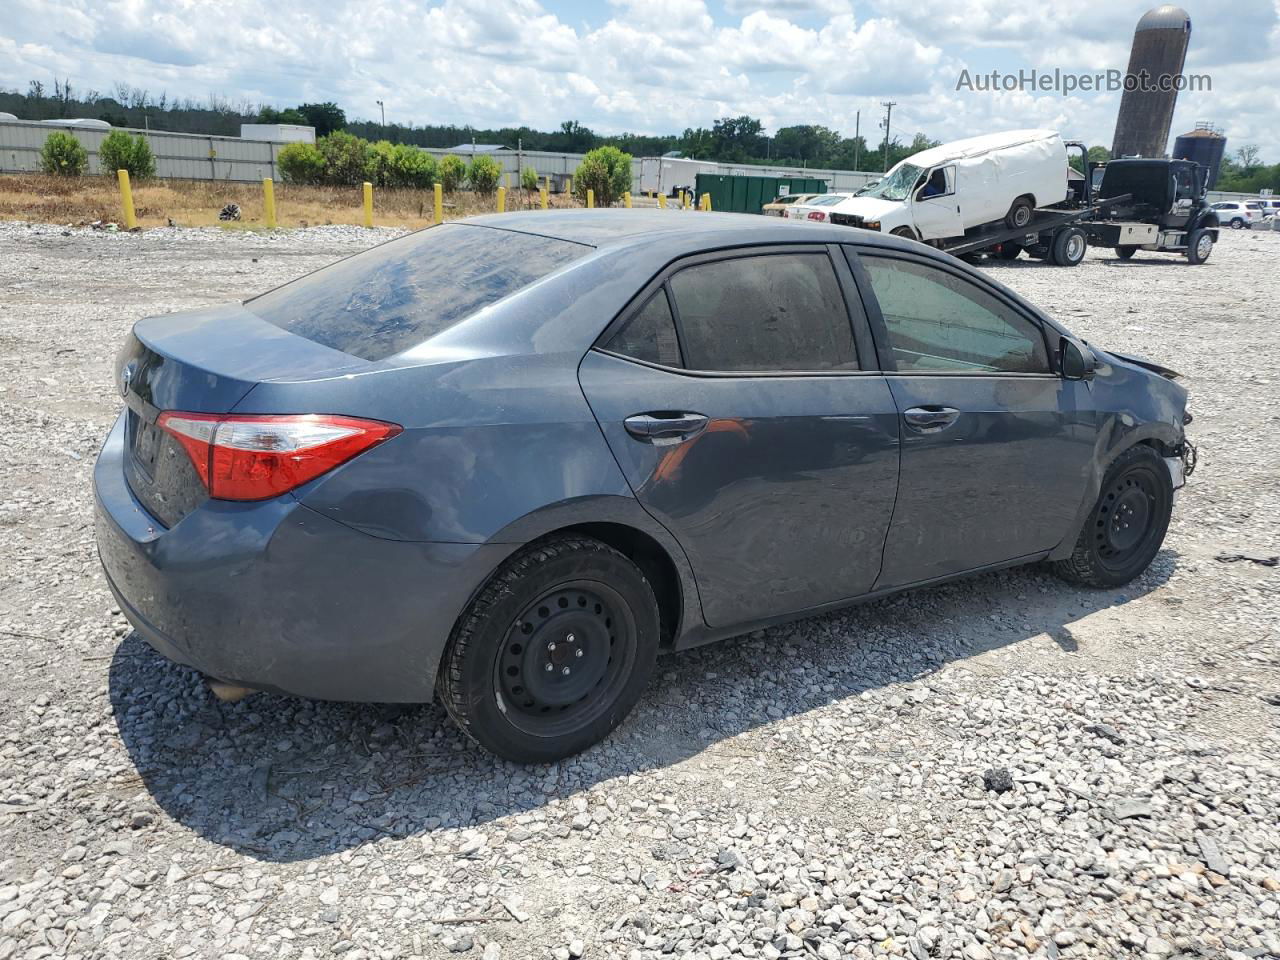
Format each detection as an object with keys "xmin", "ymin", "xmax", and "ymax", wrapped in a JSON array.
[{"xmin": 856, "ymin": 163, "xmax": 923, "ymax": 202}]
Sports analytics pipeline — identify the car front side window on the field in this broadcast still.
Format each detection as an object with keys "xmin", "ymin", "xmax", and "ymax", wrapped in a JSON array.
[{"xmin": 857, "ymin": 254, "xmax": 1050, "ymax": 374}]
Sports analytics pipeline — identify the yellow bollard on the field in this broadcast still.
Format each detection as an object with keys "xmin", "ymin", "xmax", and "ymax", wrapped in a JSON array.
[
  {"xmin": 540, "ymin": 187, "xmax": 548, "ymax": 210},
  {"xmin": 116, "ymin": 170, "xmax": 137, "ymax": 230},
  {"xmin": 567, "ymin": 176, "xmax": 572, "ymax": 196},
  {"xmin": 587, "ymin": 188, "xmax": 594, "ymax": 209},
  {"xmin": 505, "ymin": 172, "xmax": 512, "ymax": 189},
  {"xmin": 497, "ymin": 186, "xmax": 506, "ymax": 213},
  {"xmin": 362, "ymin": 182, "xmax": 373, "ymax": 228},
  {"xmin": 433, "ymin": 183, "xmax": 443, "ymax": 225},
  {"xmin": 262, "ymin": 178, "xmax": 277, "ymax": 228},
  {"xmin": 624, "ymin": 191, "xmax": 632, "ymax": 209},
  {"xmin": 544, "ymin": 175, "xmax": 550, "ymax": 194},
  {"xmin": 658, "ymin": 193, "xmax": 666, "ymax": 210},
  {"xmin": 701, "ymin": 193, "xmax": 711, "ymax": 212}
]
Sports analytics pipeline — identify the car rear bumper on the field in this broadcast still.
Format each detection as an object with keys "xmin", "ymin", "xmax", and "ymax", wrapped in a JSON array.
[{"xmin": 94, "ymin": 412, "xmax": 515, "ymax": 702}]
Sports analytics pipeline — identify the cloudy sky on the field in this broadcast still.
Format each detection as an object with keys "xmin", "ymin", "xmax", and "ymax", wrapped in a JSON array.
[{"xmin": 3, "ymin": 0, "xmax": 1279, "ymax": 160}]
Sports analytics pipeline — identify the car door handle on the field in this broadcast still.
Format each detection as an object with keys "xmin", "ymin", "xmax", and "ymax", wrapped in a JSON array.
[
  {"xmin": 624, "ymin": 412, "xmax": 709, "ymax": 444},
  {"xmin": 903, "ymin": 405, "xmax": 960, "ymax": 431}
]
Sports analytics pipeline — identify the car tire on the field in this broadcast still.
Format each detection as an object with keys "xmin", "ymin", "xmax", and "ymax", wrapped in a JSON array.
[
  {"xmin": 997, "ymin": 242, "xmax": 1022, "ymax": 260},
  {"xmin": 1229, "ymin": 217, "xmax": 1244, "ymax": 229},
  {"xmin": 437, "ymin": 535, "xmax": 660, "ymax": 763},
  {"xmin": 1049, "ymin": 227, "xmax": 1087, "ymax": 267},
  {"xmin": 1053, "ymin": 445, "xmax": 1173, "ymax": 588},
  {"xmin": 1005, "ymin": 197, "xmax": 1034, "ymax": 229},
  {"xmin": 890, "ymin": 226, "xmax": 916, "ymax": 240},
  {"xmin": 1186, "ymin": 228, "xmax": 1213, "ymax": 265},
  {"xmin": 1115, "ymin": 245, "xmax": 1137, "ymax": 260}
]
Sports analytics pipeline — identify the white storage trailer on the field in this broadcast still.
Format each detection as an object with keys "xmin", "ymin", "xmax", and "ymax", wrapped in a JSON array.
[{"xmin": 639, "ymin": 156, "xmax": 718, "ymax": 197}]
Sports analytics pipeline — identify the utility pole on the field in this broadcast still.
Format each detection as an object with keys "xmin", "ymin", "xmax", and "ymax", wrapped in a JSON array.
[
  {"xmin": 376, "ymin": 100, "xmax": 385, "ymax": 135},
  {"xmin": 853, "ymin": 110, "xmax": 860, "ymax": 171},
  {"xmin": 879, "ymin": 102, "xmax": 896, "ymax": 172}
]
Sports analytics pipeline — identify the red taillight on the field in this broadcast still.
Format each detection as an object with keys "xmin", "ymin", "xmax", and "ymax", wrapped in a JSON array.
[
  {"xmin": 807, "ymin": 211, "xmax": 826, "ymax": 221},
  {"xmin": 156, "ymin": 412, "xmax": 402, "ymax": 501}
]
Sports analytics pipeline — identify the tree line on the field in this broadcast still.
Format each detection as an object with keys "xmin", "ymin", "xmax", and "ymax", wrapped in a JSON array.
[
  {"xmin": 4, "ymin": 78, "xmax": 1276, "ymax": 190},
  {"xmin": 2, "ymin": 79, "xmax": 937, "ymax": 172}
]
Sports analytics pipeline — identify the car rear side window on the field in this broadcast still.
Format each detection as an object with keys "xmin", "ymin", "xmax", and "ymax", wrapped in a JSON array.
[
  {"xmin": 246, "ymin": 224, "xmax": 589, "ymax": 361},
  {"xmin": 668, "ymin": 253, "xmax": 859, "ymax": 372},
  {"xmin": 858, "ymin": 254, "xmax": 1050, "ymax": 374},
  {"xmin": 606, "ymin": 289, "xmax": 683, "ymax": 367}
]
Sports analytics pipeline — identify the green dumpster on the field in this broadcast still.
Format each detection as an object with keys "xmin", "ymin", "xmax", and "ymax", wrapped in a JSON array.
[{"xmin": 694, "ymin": 174, "xmax": 828, "ymax": 214}]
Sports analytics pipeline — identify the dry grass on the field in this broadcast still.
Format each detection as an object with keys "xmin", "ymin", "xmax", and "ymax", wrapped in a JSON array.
[{"xmin": 0, "ymin": 173, "xmax": 585, "ymax": 229}]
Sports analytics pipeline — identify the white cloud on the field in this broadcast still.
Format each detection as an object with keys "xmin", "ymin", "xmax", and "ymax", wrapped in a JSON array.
[{"xmin": 0, "ymin": 0, "xmax": 1277, "ymax": 160}]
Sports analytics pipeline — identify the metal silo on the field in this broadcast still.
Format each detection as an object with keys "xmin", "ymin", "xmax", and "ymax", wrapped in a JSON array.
[
  {"xmin": 1110, "ymin": 5, "xmax": 1191, "ymax": 159},
  {"xmin": 1173, "ymin": 122, "xmax": 1227, "ymax": 189}
]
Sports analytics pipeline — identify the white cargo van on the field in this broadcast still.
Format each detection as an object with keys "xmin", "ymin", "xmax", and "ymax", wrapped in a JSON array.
[{"xmin": 829, "ymin": 130, "xmax": 1069, "ymax": 241}]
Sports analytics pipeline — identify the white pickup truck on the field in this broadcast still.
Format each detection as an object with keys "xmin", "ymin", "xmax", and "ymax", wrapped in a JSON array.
[{"xmin": 830, "ymin": 130, "xmax": 1069, "ymax": 241}]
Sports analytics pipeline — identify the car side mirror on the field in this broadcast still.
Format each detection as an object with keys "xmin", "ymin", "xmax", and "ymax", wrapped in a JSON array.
[{"xmin": 1060, "ymin": 338, "xmax": 1096, "ymax": 381}]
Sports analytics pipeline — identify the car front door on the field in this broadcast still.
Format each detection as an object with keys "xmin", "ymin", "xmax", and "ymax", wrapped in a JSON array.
[
  {"xmin": 579, "ymin": 245, "xmax": 901, "ymax": 628},
  {"xmin": 845, "ymin": 245, "xmax": 1098, "ymax": 588},
  {"xmin": 911, "ymin": 166, "xmax": 963, "ymax": 240}
]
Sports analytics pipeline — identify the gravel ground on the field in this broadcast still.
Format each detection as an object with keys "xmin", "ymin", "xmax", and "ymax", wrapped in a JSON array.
[{"xmin": 1, "ymin": 220, "xmax": 1278, "ymax": 960}]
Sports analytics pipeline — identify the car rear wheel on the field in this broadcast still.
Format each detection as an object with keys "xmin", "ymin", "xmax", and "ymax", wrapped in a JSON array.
[
  {"xmin": 437, "ymin": 535, "xmax": 659, "ymax": 763},
  {"xmin": 1186, "ymin": 228, "xmax": 1213, "ymax": 265},
  {"xmin": 1115, "ymin": 245, "xmax": 1138, "ymax": 260},
  {"xmin": 1005, "ymin": 197, "xmax": 1034, "ymax": 229},
  {"xmin": 1053, "ymin": 445, "xmax": 1173, "ymax": 588}
]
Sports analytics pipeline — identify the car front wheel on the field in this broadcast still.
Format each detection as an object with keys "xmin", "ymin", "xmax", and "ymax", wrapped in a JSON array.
[
  {"xmin": 437, "ymin": 535, "xmax": 660, "ymax": 763},
  {"xmin": 1229, "ymin": 217, "xmax": 1244, "ymax": 229},
  {"xmin": 1053, "ymin": 445, "xmax": 1173, "ymax": 588},
  {"xmin": 1186, "ymin": 228, "xmax": 1213, "ymax": 265}
]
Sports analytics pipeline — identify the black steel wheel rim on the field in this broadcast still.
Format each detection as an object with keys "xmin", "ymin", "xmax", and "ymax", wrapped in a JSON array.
[
  {"xmin": 1094, "ymin": 466, "xmax": 1164, "ymax": 569},
  {"xmin": 495, "ymin": 580, "xmax": 637, "ymax": 738},
  {"xmin": 1013, "ymin": 205, "xmax": 1031, "ymax": 227}
]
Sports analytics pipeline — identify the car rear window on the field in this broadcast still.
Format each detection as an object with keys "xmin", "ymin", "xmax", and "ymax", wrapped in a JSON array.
[{"xmin": 246, "ymin": 224, "xmax": 590, "ymax": 361}]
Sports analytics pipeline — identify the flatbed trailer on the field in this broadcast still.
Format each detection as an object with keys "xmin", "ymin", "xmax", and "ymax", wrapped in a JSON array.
[{"xmin": 936, "ymin": 193, "xmax": 1132, "ymax": 265}]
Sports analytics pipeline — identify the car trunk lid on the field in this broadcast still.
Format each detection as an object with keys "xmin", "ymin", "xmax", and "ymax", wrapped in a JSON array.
[{"xmin": 117, "ymin": 303, "xmax": 368, "ymax": 527}]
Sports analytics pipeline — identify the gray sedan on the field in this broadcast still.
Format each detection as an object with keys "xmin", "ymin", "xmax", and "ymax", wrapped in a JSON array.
[{"xmin": 95, "ymin": 211, "xmax": 1192, "ymax": 762}]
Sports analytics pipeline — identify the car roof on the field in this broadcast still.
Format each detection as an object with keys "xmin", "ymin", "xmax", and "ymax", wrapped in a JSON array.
[
  {"xmin": 906, "ymin": 129, "xmax": 1058, "ymax": 169},
  {"xmin": 461, "ymin": 209, "xmax": 910, "ymax": 252}
]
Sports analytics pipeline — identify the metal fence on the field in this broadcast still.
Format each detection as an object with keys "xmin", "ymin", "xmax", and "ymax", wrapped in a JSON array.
[
  {"xmin": 1, "ymin": 118, "xmax": 887, "ymax": 195},
  {"xmin": 0, "ymin": 119, "xmax": 283, "ymax": 180}
]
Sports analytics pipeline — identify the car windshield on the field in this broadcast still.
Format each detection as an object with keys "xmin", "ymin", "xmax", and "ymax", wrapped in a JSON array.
[
  {"xmin": 246, "ymin": 224, "xmax": 590, "ymax": 361},
  {"xmin": 856, "ymin": 163, "xmax": 923, "ymax": 201}
]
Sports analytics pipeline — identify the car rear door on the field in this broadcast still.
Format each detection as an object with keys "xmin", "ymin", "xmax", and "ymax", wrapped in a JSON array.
[
  {"xmin": 843, "ymin": 245, "xmax": 1098, "ymax": 588},
  {"xmin": 578, "ymin": 244, "xmax": 900, "ymax": 628}
]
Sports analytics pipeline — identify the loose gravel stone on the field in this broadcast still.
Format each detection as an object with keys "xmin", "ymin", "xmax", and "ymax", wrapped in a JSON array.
[{"xmin": 1, "ymin": 221, "xmax": 1278, "ymax": 960}]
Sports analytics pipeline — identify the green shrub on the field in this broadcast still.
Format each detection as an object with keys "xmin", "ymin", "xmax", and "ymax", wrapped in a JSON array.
[
  {"xmin": 520, "ymin": 165, "xmax": 539, "ymax": 191},
  {"xmin": 318, "ymin": 131, "xmax": 371, "ymax": 185},
  {"xmin": 438, "ymin": 154, "xmax": 465, "ymax": 193},
  {"xmin": 467, "ymin": 155, "xmax": 502, "ymax": 195},
  {"xmin": 99, "ymin": 130, "xmax": 156, "ymax": 179},
  {"xmin": 365, "ymin": 141, "xmax": 437, "ymax": 188},
  {"xmin": 573, "ymin": 146, "xmax": 632, "ymax": 206},
  {"xmin": 278, "ymin": 141, "xmax": 326, "ymax": 184},
  {"xmin": 39, "ymin": 132, "xmax": 88, "ymax": 176}
]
